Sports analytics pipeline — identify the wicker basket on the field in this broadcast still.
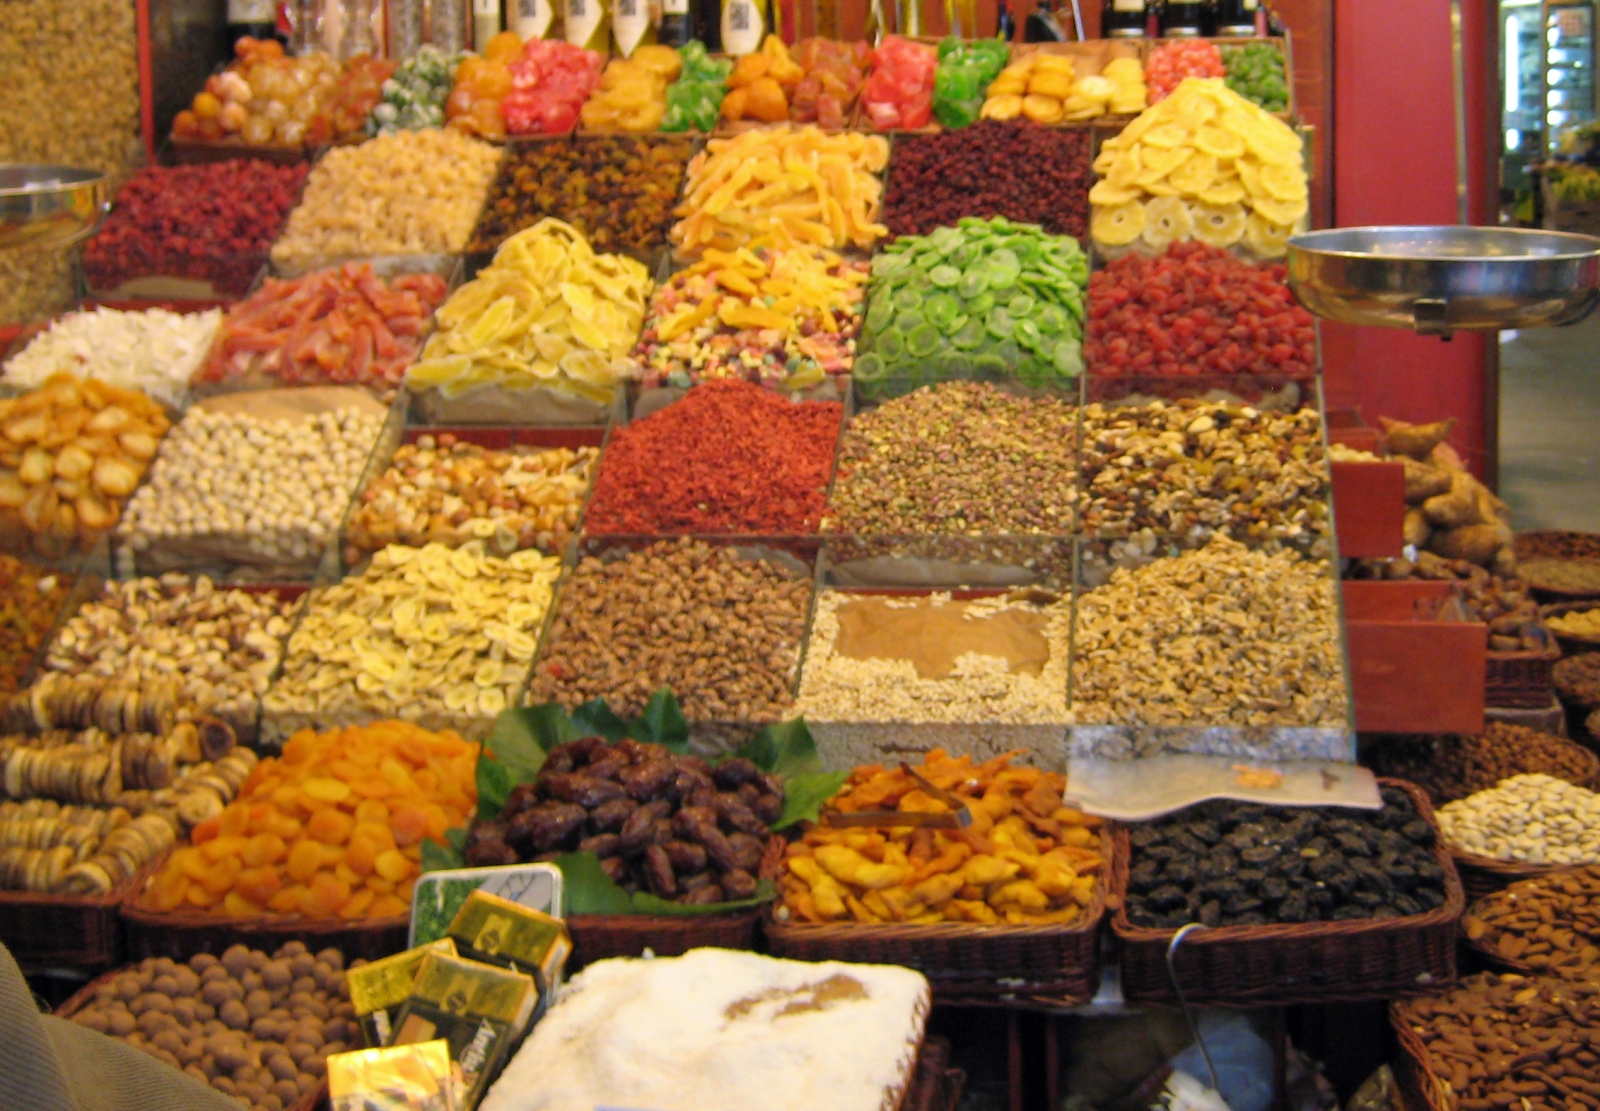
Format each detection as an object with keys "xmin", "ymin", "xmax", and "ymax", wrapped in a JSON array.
[
  {"xmin": 55, "ymin": 965, "xmax": 326, "ymax": 1111},
  {"xmin": 762, "ymin": 825, "xmax": 1112, "ymax": 1005},
  {"xmin": 1447, "ymin": 845, "xmax": 1565, "ymax": 907},
  {"xmin": 566, "ymin": 837, "xmax": 786, "ymax": 969},
  {"xmin": 1485, "ymin": 643, "xmax": 1561, "ymax": 709},
  {"xmin": 1457, "ymin": 867, "xmax": 1600, "ymax": 975},
  {"xmin": 1389, "ymin": 1005, "xmax": 1451, "ymax": 1111},
  {"xmin": 119, "ymin": 896, "xmax": 409, "ymax": 963},
  {"xmin": 1110, "ymin": 780, "xmax": 1464, "ymax": 1007},
  {"xmin": 0, "ymin": 848, "xmax": 168, "ymax": 967},
  {"xmin": 1541, "ymin": 601, "xmax": 1600, "ymax": 657},
  {"xmin": 1514, "ymin": 531, "xmax": 1600, "ymax": 601}
]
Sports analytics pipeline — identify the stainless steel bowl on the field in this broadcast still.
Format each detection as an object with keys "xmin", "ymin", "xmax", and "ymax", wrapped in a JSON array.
[
  {"xmin": 0, "ymin": 164, "xmax": 108, "ymax": 252},
  {"xmin": 1286, "ymin": 225, "xmax": 1600, "ymax": 336}
]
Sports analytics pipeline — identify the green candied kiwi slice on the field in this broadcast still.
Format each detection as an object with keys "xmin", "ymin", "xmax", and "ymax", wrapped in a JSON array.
[
  {"xmin": 907, "ymin": 323, "xmax": 941, "ymax": 358},
  {"xmin": 934, "ymin": 351, "xmax": 968, "ymax": 380},
  {"xmin": 986, "ymin": 307, "xmax": 1014, "ymax": 340},
  {"xmin": 957, "ymin": 269, "xmax": 989, "ymax": 299},
  {"xmin": 963, "ymin": 290, "xmax": 995, "ymax": 317},
  {"xmin": 853, "ymin": 351, "xmax": 888, "ymax": 380},
  {"xmin": 924, "ymin": 291, "xmax": 961, "ymax": 331},
  {"xmin": 987, "ymin": 247, "xmax": 1021, "ymax": 283},
  {"xmin": 895, "ymin": 308, "xmax": 926, "ymax": 335},
  {"xmin": 1007, "ymin": 293, "xmax": 1036, "ymax": 319},
  {"xmin": 1016, "ymin": 355, "xmax": 1050, "ymax": 388},
  {"xmin": 1012, "ymin": 318, "xmax": 1043, "ymax": 352},
  {"xmin": 893, "ymin": 286, "xmax": 925, "ymax": 314},
  {"xmin": 971, "ymin": 352, "xmax": 1008, "ymax": 379},
  {"xmin": 944, "ymin": 312, "xmax": 969, "ymax": 335},
  {"xmin": 929, "ymin": 264, "xmax": 961, "ymax": 288},
  {"xmin": 875, "ymin": 328, "xmax": 907, "ymax": 362},
  {"xmin": 995, "ymin": 338, "xmax": 1023, "ymax": 367},
  {"xmin": 952, "ymin": 318, "xmax": 987, "ymax": 349},
  {"xmin": 1053, "ymin": 339, "xmax": 1084, "ymax": 377},
  {"xmin": 1034, "ymin": 304, "xmax": 1069, "ymax": 335},
  {"xmin": 949, "ymin": 241, "xmax": 981, "ymax": 270},
  {"xmin": 865, "ymin": 298, "xmax": 895, "ymax": 335},
  {"xmin": 871, "ymin": 252, "xmax": 909, "ymax": 280},
  {"xmin": 926, "ymin": 225, "xmax": 962, "ymax": 254}
]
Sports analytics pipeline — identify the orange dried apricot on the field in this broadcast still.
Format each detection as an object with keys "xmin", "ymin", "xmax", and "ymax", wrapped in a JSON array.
[
  {"xmin": 354, "ymin": 799, "xmax": 391, "ymax": 826},
  {"xmin": 286, "ymin": 839, "xmax": 324, "ymax": 882},
  {"xmin": 374, "ymin": 849, "xmax": 414, "ymax": 883},
  {"xmin": 236, "ymin": 866, "xmax": 283, "ymax": 906},
  {"xmin": 369, "ymin": 894, "xmax": 409, "ymax": 918},
  {"xmin": 390, "ymin": 806, "xmax": 429, "ymax": 848},
  {"xmin": 339, "ymin": 889, "xmax": 375, "ymax": 918},
  {"xmin": 304, "ymin": 873, "xmax": 351, "ymax": 917},
  {"xmin": 307, "ymin": 808, "xmax": 355, "ymax": 845},
  {"xmin": 242, "ymin": 833, "xmax": 287, "ymax": 867}
]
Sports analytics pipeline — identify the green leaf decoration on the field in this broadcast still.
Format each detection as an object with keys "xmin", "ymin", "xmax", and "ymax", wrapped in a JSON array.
[
  {"xmin": 629, "ymin": 687, "xmax": 689, "ymax": 752},
  {"xmin": 732, "ymin": 717, "xmax": 824, "ymax": 780},
  {"xmin": 476, "ymin": 757, "xmax": 517, "ymax": 823},
  {"xmin": 632, "ymin": 879, "xmax": 777, "ymax": 916},
  {"xmin": 569, "ymin": 698, "xmax": 630, "ymax": 741},
  {"xmin": 421, "ymin": 832, "xmax": 466, "ymax": 873},
  {"xmin": 553, "ymin": 851, "xmax": 637, "ymax": 915},
  {"xmin": 775, "ymin": 771, "xmax": 851, "ymax": 830}
]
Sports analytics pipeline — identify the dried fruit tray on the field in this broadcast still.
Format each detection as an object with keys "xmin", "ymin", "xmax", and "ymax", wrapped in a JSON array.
[
  {"xmin": 0, "ymin": 847, "xmax": 169, "ymax": 968},
  {"xmin": 761, "ymin": 824, "xmax": 1111, "ymax": 1004},
  {"xmin": 1109, "ymin": 780, "xmax": 1464, "ymax": 1006},
  {"xmin": 118, "ymin": 892, "xmax": 410, "ymax": 965}
]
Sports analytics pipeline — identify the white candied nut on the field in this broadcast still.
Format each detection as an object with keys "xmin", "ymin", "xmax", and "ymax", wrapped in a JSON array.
[{"xmin": 1435, "ymin": 774, "xmax": 1600, "ymax": 865}]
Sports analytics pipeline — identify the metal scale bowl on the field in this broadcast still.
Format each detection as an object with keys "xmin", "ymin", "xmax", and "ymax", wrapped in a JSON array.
[{"xmin": 0, "ymin": 165, "xmax": 108, "ymax": 253}]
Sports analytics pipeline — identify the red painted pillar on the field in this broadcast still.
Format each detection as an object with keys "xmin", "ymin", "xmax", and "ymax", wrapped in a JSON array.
[{"xmin": 1322, "ymin": 0, "xmax": 1495, "ymax": 477}]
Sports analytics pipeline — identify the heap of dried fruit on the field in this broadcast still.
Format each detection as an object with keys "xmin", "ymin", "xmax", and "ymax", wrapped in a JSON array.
[
  {"xmin": 722, "ymin": 35, "xmax": 804, "ymax": 124},
  {"xmin": 1145, "ymin": 40, "xmax": 1225, "ymax": 103},
  {"xmin": 661, "ymin": 41, "xmax": 733, "ymax": 132},
  {"xmin": 581, "ymin": 45, "xmax": 681, "ymax": 132},
  {"xmin": 502, "ymin": 38, "xmax": 604, "ymax": 135},
  {"xmin": 0, "ymin": 555, "xmax": 71, "ymax": 692},
  {"xmin": 779, "ymin": 750, "xmax": 1102, "ymax": 925},
  {"xmin": 444, "ymin": 32, "xmax": 522, "ymax": 139},
  {"xmin": 172, "ymin": 37, "xmax": 341, "ymax": 148},
  {"xmin": 140, "ymin": 720, "xmax": 477, "ymax": 919},
  {"xmin": 981, "ymin": 52, "xmax": 1145, "ymax": 124},
  {"xmin": 931, "ymin": 37, "xmax": 1009, "ymax": 130},
  {"xmin": 370, "ymin": 45, "xmax": 463, "ymax": 134},
  {"xmin": 860, "ymin": 35, "xmax": 937, "ymax": 131}
]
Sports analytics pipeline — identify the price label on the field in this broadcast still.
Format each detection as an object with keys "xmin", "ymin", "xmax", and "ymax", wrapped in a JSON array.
[
  {"xmin": 663, "ymin": 0, "xmax": 688, "ymax": 14},
  {"xmin": 515, "ymin": 0, "xmax": 553, "ymax": 36}
]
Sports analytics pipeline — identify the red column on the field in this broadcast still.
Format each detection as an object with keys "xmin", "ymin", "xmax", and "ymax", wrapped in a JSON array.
[{"xmin": 1322, "ymin": 0, "xmax": 1495, "ymax": 477}]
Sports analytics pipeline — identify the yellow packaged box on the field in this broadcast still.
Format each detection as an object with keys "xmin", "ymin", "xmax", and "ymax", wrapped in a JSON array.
[
  {"xmin": 448, "ymin": 888, "xmax": 572, "ymax": 989},
  {"xmin": 347, "ymin": 938, "xmax": 459, "ymax": 1048},
  {"xmin": 329, "ymin": 1039, "xmax": 455, "ymax": 1111},
  {"xmin": 392, "ymin": 952, "xmax": 540, "ymax": 1108}
]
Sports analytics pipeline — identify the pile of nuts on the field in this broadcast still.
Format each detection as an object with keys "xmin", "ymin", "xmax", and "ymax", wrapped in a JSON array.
[
  {"xmin": 1347, "ymin": 553, "xmax": 1548, "ymax": 653},
  {"xmin": 528, "ymin": 539, "xmax": 810, "ymax": 723},
  {"xmin": 270, "ymin": 129, "xmax": 502, "ymax": 268},
  {"xmin": 824, "ymin": 383, "xmax": 1078, "ymax": 537},
  {"xmin": 1396, "ymin": 974, "xmax": 1600, "ymax": 1111},
  {"xmin": 796, "ymin": 591, "xmax": 1071, "ymax": 724},
  {"xmin": 41, "ymin": 576, "xmax": 296, "ymax": 734},
  {"xmin": 1463, "ymin": 867, "xmax": 1600, "ymax": 977},
  {"xmin": 116, "ymin": 406, "xmax": 384, "ymax": 577},
  {"xmin": 66, "ymin": 944, "xmax": 356, "ymax": 1111},
  {"xmin": 1364, "ymin": 723, "xmax": 1597, "ymax": 806},
  {"xmin": 344, "ymin": 436, "xmax": 598, "ymax": 564},
  {"xmin": 0, "ymin": 555, "xmax": 72, "ymax": 692},
  {"xmin": 1555, "ymin": 654, "xmax": 1600, "ymax": 715},
  {"xmin": 262, "ymin": 543, "xmax": 561, "ymax": 743},
  {"xmin": 1436, "ymin": 774, "xmax": 1600, "ymax": 865},
  {"xmin": 0, "ymin": 373, "xmax": 170, "ymax": 559},
  {"xmin": 1072, "ymin": 537, "xmax": 1347, "ymax": 729},
  {"xmin": 465, "ymin": 739, "xmax": 783, "ymax": 905},
  {"xmin": 1124, "ymin": 786, "xmax": 1449, "ymax": 928},
  {"xmin": 1077, "ymin": 400, "xmax": 1330, "ymax": 546}
]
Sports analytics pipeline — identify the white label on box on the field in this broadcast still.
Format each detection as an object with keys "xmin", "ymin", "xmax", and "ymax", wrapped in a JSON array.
[{"xmin": 516, "ymin": 0, "xmax": 553, "ymax": 37}]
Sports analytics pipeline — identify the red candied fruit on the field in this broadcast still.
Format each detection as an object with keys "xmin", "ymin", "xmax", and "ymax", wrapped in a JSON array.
[{"xmin": 1084, "ymin": 241, "xmax": 1316, "ymax": 379}]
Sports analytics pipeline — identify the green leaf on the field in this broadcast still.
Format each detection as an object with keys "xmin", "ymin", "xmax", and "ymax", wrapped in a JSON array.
[
  {"xmin": 554, "ymin": 851, "xmax": 639, "ymax": 915},
  {"xmin": 631, "ymin": 879, "xmax": 777, "ymax": 916},
  {"xmin": 734, "ymin": 716, "xmax": 823, "ymax": 779},
  {"xmin": 421, "ymin": 832, "xmax": 466, "ymax": 873},
  {"xmin": 774, "ymin": 770, "xmax": 850, "ymax": 829},
  {"xmin": 628, "ymin": 688, "xmax": 689, "ymax": 752},
  {"xmin": 570, "ymin": 698, "xmax": 629, "ymax": 741},
  {"xmin": 476, "ymin": 758, "xmax": 517, "ymax": 823}
]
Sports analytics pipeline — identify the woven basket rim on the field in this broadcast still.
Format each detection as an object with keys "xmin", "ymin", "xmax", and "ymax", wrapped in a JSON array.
[
  {"xmin": 1389, "ymin": 1002, "xmax": 1454, "ymax": 1111},
  {"xmin": 1109, "ymin": 779, "xmax": 1465, "ymax": 946},
  {"xmin": 55, "ymin": 964, "xmax": 326, "ymax": 1111},
  {"xmin": 1458, "ymin": 864, "xmax": 1600, "ymax": 975},
  {"xmin": 761, "ymin": 822, "xmax": 1112, "ymax": 944},
  {"xmin": 120, "ymin": 887, "xmax": 410, "ymax": 935},
  {"xmin": 0, "ymin": 843, "xmax": 164, "ymax": 912},
  {"xmin": 1447, "ymin": 845, "xmax": 1568, "ymax": 879},
  {"xmin": 1485, "ymin": 643, "xmax": 1562, "ymax": 664},
  {"xmin": 1541, "ymin": 601, "xmax": 1600, "ymax": 647}
]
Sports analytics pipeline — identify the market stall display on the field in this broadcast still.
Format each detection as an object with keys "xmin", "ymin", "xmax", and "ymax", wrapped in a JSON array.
[
  {"xmin": 670, "ymin": 126, "xmax": 889, "ymax": 254},
  {"xmin": 343, "ymin": 436, "xmax": 598, "ymax": 564},
  {"xmin": 40, "ymin": 575, "xmax": 294, "ymax": 742},
  {"xmin": 269, "ymin": 130, "xmax": 501, "ymax": 270},
  {"xmin": 1436, "ymin": 775, "xmax": 1600, "ymax": 868},
  {"xmin": 114, "ymin": 392, "xmax": 386, "ymax": 580},
  {"xmin": 191, "ymin": 264, "xmax": 450, "ymax": 397},
  {"xmin": 1514, "ymin": 530, "xmax": 1600, "ymax": 599},
  {"xmin": 661, "ymin": 42, "xmax": 733, "ymax": 133},
  {"xmin": 984, "ymin": 53, "xmax": 1146, "ymax": 123},
  {"xmin": 369, "ymin": 46, "xmax": 463, "ymax": 134},
  {"xmin": 1144, "ymin": 40, "xmax": 1225, "ymax": 104},
  {"xmin": 584, "ymin": 380, "xmax": 840, "ymax": 536},
  {"xmin": 0, "ymin": 555, "xmax": 72, "ymax": 693},
  {"xmin": 406, "ymin": 219, "xmax": 652, "ymax": 423},
  {"xmin": 172, "ymin": 38, "xmax": 340, "ymax": 148},
  {"xmin": 856, "ymin": 216, "xmax": 1087, "ymax": 394},
  {"xmin": 720, "ymin": 35, "xmax": 805, "ymax": 126},
  {"xmin": 81, "ymin": 161, "xmax": 308, "ymax": 299},
  {"xmin": 260, "ymin": 545, "xmax": 560, "ymax": 743},
  {"xmin": 581, "ymin": 46, "xmax": 682, "ymax": 132},
  {"xmin": 630, "ymin": 236, "xmax": 868, "ymax": 390},
  {"xmin": 722, "ymin": 37, "xmax": 867, "ymax": 128},
  {"xmin": 0, "ymin": 372, "xmax": 171, "ymax": 561},
  {"xmin": 1364, "ymin": 724, "xmax": 1600, "ymax": 805},
  {"xmin": 931, "ymin": 38, "xmax": 1009, "ymax": 130},
  {"xmin": 527, "ymin": 538, "xmax": 809, "ymax": 723},
  {"xmin": 464, "ymin": 736, "xmax": 783, "ymax": 904},
  {"xmin": 469, "ymin": 136, "xmax": 693, "ymax": 258},
  {"xmin": 1461, "ymin": 868, "xmax": 1600, "ymax": 977},
  {"xmin": 1085, "ymin": 244, "xmax": 1317, "ymax": 375},
  {"xmin": 3, "ymin": 307, "xmax": 222, "ymax": 412},
  {"xmin": 60, "ymin": 943, "xmax": 355, "ymax": 1111},
  {"xmin": 137, "ymin": 720, "xmax": 477, "ymax": 922},
  {"xmin": 860, "ymin": 35, "xmax": 938, "ymax": 131},
  {"xmin": 329, "ymin": 55, "xmax": 396, "ymax": 142},
  {"xmin": 502, "ymin": 39, "xmax": 605, "ymax": 136},
  {"xmin": 444, "ymin": 32, "xmax": 523, "ymax": 140},
  {"xmin": 883, "ymin": 122, "xmax": 1091, "ymax": 241},
  {"xmin": 1089, "ymin": 78, "xmax": 1307, "ymax": 260},
  {"xmin": 479, "ymin": 948, "xmax": 930, "ymax": 1111},
  {"xmin": 1222, "ymin": 42, "xmax": 1290, "ymax": 113}
]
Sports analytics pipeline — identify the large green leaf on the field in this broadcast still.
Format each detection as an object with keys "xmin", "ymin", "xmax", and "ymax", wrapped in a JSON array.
[
  {"xmin": 629, "ymin": 687, "xmax": 689, "ymax": 752},
  {"xmin": 733, "ymin": 716, "xmax": 824, "ymax": 779},
  {"xmin": 775, "ymin": 771, "xmax": 851, "ymax": 829},
  {"xmin": 476, "ymin": 758, "xmax": 517, "ymax": 823},
  {"xmin": 632, "ymin": 879, "xmax": 777, "ymax": 916},
  {"xmin": 553, "ymin": 851, "xmax": 637, "ymax": 915},
  {"xmin": 421, "ymin": 830, "xmax": 466, "ymax": 873},
  {"xmin": 569, "ymin": 698, "xmax": 629, "ymax": 741}
]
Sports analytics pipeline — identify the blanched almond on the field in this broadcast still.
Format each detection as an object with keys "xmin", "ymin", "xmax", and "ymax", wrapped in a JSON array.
[{"xmin": 92, "ymin": 455, "xmax": 141, "ymax": 497}]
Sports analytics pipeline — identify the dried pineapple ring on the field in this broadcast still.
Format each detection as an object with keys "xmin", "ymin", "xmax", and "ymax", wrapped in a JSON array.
[
  {"xmin": 1142, "ymin": 180, "xmax": 1180, "ymax": 198},
  {"xmin": 1141, "ymin": 196, "xmax": 1195, "ymax": 253},
  {"xmin": 1236, "ymin": 159, "xmax": 1265, "ymax": 199},
  {"xmin": 1250, "ymin": 193, "xmax": 1308, "ymax": 226},
  {"xmin": 1074, "ymin": 76, "xmax": 1116, "ymax": 103},
  {"xmin": 982, "ymin": 94, "xmax": 1024, "ymax": 120},
  {"xmin": 1089, "ymin": 179, "xmax": 1139, "ymax": 206},
  {"xmin": 1197, "ymin": 178, "xmax": 1247, "ymax": 206},
  {"xmin": 1091, "ymin": 200, "xmax": 1146, "ymax": 248},
  {"xmin": 1106, "ymin": 146, "xmax": 1143, "ymax": 189},
  {"xmin": 1027, "ymin": 71, "xmax": 1074, "ymax": 100},
  {"xmin": 1033, "ymin": 54, "xmax": 1075, "ymax": 77},
  {"xmin": 1259, "ymin": 162, "xmax": 1310, "ymax": 202},
  {"xmin": 1190, "ymin": 201, "xmax": 1247, "ymax": 248},
  {"xmin": 1176, "ymin": 93, "xmax": 1218, "ymax": 130},
  {"xmin": 1193, "ymin": 124, "xmax": 1246, "ymax": 160},
  {"xmin": 1022, "ymin": 95, "xmax": 1065, "ymax": 124},
  {"xmin": 1138, "ymin": 145, "xmax": 1190, "ymax": 177},
  {"xmin": 1168, "ymin": 151, "xmax": 1219, "ymax": 196},
  {"xmin": 1103, "ymin": 57, "xmax": 1142, "ymax": 82},
  {"xmin": 1244, "ymin": 211, "xmax": 1294, "ymax": 258},
  {"xmin": 1141, "ymin": 123, "xmax": 1190, "ymax": 149},
  {"xmin": 988, "ymin": 69, "xmax": 1029, "ymax": 96},
  {"xmin": 1093, "ymin": 146, "xmax": 1119, "ymax": 176}
]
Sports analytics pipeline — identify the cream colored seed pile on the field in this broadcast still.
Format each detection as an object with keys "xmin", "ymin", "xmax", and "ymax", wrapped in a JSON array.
[
  {"xmin": 1437, "ymin": 774, "xmax": 1600, "ymax": 866},
  {"xmin": 262, "ymin": 542, "xmax": 560, "ymax": 742},
  {"xmin": 796, "ymin": 591, "xmax": 1071, "ymax": 724},
  {"xmin": 1071, "ymin": 536, "xmax": 1347, "ymax": 727}
]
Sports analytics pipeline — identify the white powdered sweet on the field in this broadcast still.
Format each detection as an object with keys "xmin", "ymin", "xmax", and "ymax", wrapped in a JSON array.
[
  {"xmin": 3, "ymin": 306, "xmax": 222, "ymax": 409},
  {"xmin": 481, "ymin": 948, "xmax": 930, "ymax": 1111}
]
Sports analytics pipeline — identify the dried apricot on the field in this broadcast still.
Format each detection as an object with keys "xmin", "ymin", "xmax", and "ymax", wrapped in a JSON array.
[
  {"xmin": 338, "ymin": 889, "xmax": 375, "ymax": 918},
  {"xmin": 390, "ymin": 806, "xmax": 429, "ymax": 848},
  {"xmin": 242, "ymin": 833, "xmax": 287, "ymax": 867},
  {"xmin": 307, "ymin": 809, "xmax": 355, "ymax": 845},
  {"xmin": 369, "ymin": 894, "xmax": 409, "ymax": 918},
  {"xmin": 286, "ymin": 839, "xmax": 324, "ymax": 883},
  {"xmin": 373, "ymin": 849, "xmax": 414, "ymax": 883},
  {"xmin": 304, "ymin": 873, "xmax": 351, "ymax": 917},
  {"xmin": 302, "ymin": 777, "xmax": 353, "ymax": 805},
  {"xmin": 236, "ymin": 866, "xmax": 283, "ymax": 907}
]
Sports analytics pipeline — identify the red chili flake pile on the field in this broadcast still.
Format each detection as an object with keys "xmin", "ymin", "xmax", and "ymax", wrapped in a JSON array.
[
  {"xmin": 883, "ymin": 120, "xmax": 1090, "ymax": 241},
  {"xmin": 585, "ymin": 379, "xmax": 842, "ymax": 535},
  {"xmin": 82, "ymin": 160, "xmax": 308, "ymax": 297},
  {"xmin": 1085, "ymin": 242, "xmax": 1317, "ymax": 378}
]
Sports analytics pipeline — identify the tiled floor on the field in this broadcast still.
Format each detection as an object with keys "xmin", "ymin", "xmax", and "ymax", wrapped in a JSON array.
[{"xmin": 1498, "ymin": 316, "xmax": 1600, "ymax": 532}]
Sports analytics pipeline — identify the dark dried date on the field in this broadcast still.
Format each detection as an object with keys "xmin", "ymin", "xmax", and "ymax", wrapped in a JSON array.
[
  {"xmin": 543, "ymin": 773, "xmax": 628, "ymax": 808},
  {"xmin": 712, "ymin": 758, "xmax": 762, "ymax": 790},
  {"xmin": 619, "ymin": 800, "xmax": 672, "ymax": 854},
  {"xmin": 721, "ymin": 868, "xmax": 758, "ymax": 900},
  {"xmin": 589, "ymin": 797, "xmax": 638, "ymax": 833},
  {"xmin": 644, "ymin": 844, "xmax": 677, "ymax": 897},
  {"xmin": 579, "ymin": 833, "xmax": 622, "ymax": 857},
  {"xmin": 620, "ymin": 759, "xmax": 678, "ymax": 802},
  {"xmin": 663, "ymin": 840, "xmax": 708, "ymax": 872}
]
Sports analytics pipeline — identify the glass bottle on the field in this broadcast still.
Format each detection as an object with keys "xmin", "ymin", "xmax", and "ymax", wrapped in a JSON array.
[
  {"xmin": 341, "ymin": 0, "xmax": 380, "ymax": 57},
  {"xmin": 511, "ymin": 0, "xmax": 559, "ymax": 38},
  {"xmin": 613, "ymin": 0, "xmax": 656, "ymax": 55},
  {"xmin": 721, "ymin": 0, "xmax": 763, "ymax": 54},
  {"xmin": 658, "ymin": 0, "xmax": 692, "ymax": 45},
  {"xmin": 1100, "ymin": 0, "xmax": 1146, "ymax": 38},
  {"xmin": 1024, "ymin": 0, "xmax": 1065, "ymax": 41},
  {"xmin": 429, "ymin": 0, "xmax": 470, "ymax": 50},
  {"xmin": 229, "ymin": 0, "xmax": 279, "ymax": 47},
  {"xmin": 1158, "ymin": 0, "xmax": 1212, "ymax": 37},
  {"xmin": 564, "ymin": 0, "xmax": 611, "ymax": 50},
  {"xmin": 474, "ymin": 0, "xmax": 504, "ymax": 48},
  {"xmin": 388, "ymin": 0, "xmax": 426, "ymax": 57},
  {"xmin": 995, "ymin": 0, "xmax": 1015, "ymax": 40},
  {"xmin": 1213, "ymin": 0, "xmax": 1257, "ymax": 36},
  {"xmin": 288, "ymin": 0, "xmax": 324, "ymax": 52}
]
